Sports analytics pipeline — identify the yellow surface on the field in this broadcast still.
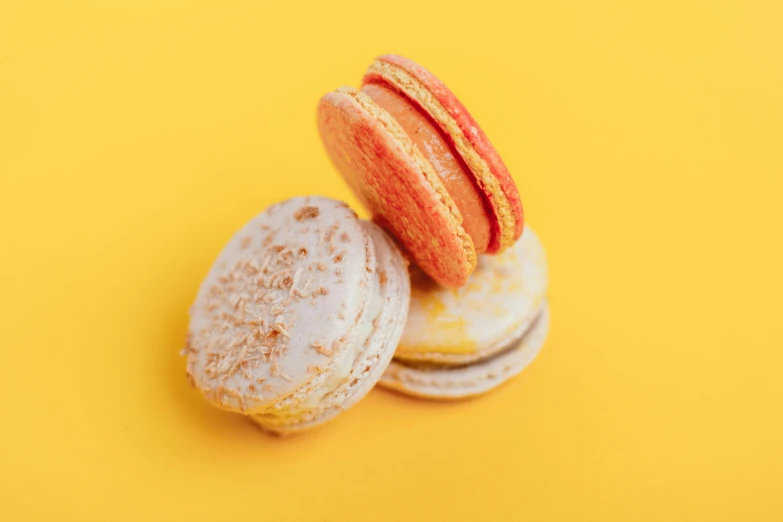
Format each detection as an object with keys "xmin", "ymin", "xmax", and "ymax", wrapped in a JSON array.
[{"xmin": 1, "ymin": 1, "xmax": 781, "ymax": 520}]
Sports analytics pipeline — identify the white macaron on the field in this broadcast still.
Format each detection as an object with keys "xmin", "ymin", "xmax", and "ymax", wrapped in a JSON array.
[
  {"xmin": 184, "ymin": 196, "xmax": 410, "ymax": 432},
  {"xmin": 379, "ymin": 228, "xmax": 549, "ymax": 399}
]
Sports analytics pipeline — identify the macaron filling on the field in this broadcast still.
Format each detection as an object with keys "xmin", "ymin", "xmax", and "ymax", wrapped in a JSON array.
[
  {"xmin": 361, "ymin": 82, "xmax": 493, "ymax": 254},
  {"xmin": 380, "ymin": 303, "xmax": 550, "ymax": 399}
]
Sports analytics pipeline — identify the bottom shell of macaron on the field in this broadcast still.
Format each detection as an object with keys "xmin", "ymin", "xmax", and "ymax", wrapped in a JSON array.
[{"xmin": 379, "ymin": 303, "xmax": 550, "ymax": 400}]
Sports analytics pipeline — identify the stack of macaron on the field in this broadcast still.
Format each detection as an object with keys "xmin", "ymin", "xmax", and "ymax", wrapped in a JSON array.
[{"xmin": 184, "ymin": 55, "xmax": 549, "ymax": 432}]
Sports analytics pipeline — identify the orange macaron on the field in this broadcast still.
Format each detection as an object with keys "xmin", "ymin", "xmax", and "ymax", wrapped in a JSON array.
[{"xmin": 317, "ymin": 54, "xmax": 524, "ymax": 287}]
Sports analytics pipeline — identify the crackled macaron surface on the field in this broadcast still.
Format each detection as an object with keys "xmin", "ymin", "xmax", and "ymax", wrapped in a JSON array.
[
  {"xmin": 395, "ymin": 228, "xmax": 548, "ymax": 365},
  {"xmin": 185, "ymin": 196, "xmax": 409, "ymax": 432},
  {"xmin": 381, "ymin": 303, "xmax": 550, "ymax": 399},
  {"xmin": 317, "ymin": 54, "xmax": 524, "ymax": 288}
]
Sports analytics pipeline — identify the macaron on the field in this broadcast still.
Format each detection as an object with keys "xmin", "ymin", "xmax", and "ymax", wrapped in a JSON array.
[
  {"xmin": 378, "ymin": 228, "xmax": 549, "ymax": 399},
  {"xmin": 317, "ymin": 54, "xmax": 524, "ymax": 288},
  {"xmin": 184, "ymin": 196, "xmax": 410, "ymax": 433},
  {"xmin": 381, "ymin": 305, "xmax": 550, "ymax": 399}
]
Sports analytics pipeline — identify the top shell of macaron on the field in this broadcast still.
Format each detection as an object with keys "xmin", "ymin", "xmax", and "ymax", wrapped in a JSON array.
[
  {"xmin": 399, "ymin": 228, "xmax": 548, "ymax": 360},
  {"xmin": 185, "ymin": 197, "xmax": 374, "ymax": 414}
]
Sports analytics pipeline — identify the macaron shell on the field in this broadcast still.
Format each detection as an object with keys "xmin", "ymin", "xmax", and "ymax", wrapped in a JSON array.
[
  {"xmin": 186, "ymin": 197, "xmax": 371, "ymax": 414},
  {"xmin": 402, "ymin": 301, "xmax": 547, "ymax": 367},
  {"xmin": 254, "ymin": 221, "xmax": 411, "ymax": 433},
  {"xmin": 380, "ymin": 302, "xmax": 550, "ymax": 399},
  {"xmin": 317, "ymin": 87, "xmax": 476, "ymax": 288},
  {"xmin": 395, "ymin": 227, "xmax": 548, "ymax": 365},
  {"xmin": 360, "ymin": 82, "xmax": 494, "ymax": 254},
  {"xmin": 364, "ymin": 54, "xmax": 524, "ymax": 253}
]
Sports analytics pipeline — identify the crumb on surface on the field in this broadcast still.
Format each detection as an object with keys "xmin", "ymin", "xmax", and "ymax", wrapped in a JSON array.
[
  {"xmin": 294, "ymin": 206, "xmax": 320, "ymax": 221},
  {"xmin": 327, "ymin": 225, "xmax": 339, "ymax": 253},
  {"xmin": 311, "ymin": 340, "xmax": 332, "ymax": 356}
]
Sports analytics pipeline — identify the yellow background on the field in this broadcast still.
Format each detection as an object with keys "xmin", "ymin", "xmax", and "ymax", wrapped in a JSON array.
[{"xmin": 1, "ymin": 0, "xmax": 781, "ymax": 520}]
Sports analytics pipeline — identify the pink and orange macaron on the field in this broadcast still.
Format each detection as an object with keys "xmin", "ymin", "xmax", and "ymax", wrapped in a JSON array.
[{"xmin": 318, "ymin": 54, "xmax": 524, "ymax": 288}]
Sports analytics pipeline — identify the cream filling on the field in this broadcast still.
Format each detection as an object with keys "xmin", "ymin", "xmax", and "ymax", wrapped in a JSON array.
[
  {"xmin": 394, "ymin": 309, "xmax": 543, "ymax": 372},
  {"xmin": 256, "ymin": 267, "xmax": 383, "ymax": 418}
]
